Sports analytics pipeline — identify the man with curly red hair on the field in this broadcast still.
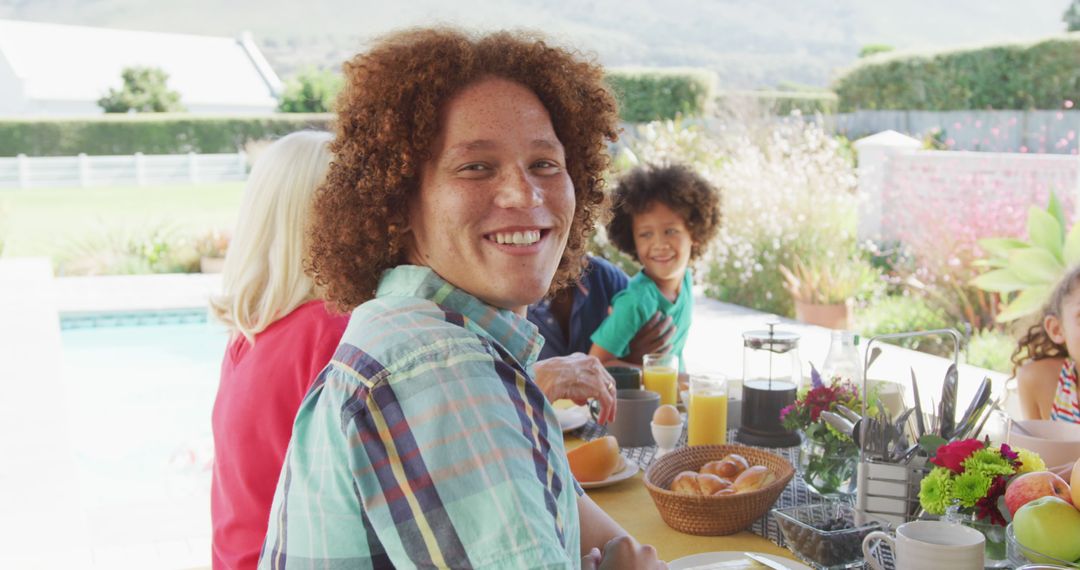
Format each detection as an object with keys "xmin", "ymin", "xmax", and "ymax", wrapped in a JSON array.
[{"xmin": 260, "ymin": 28, "xmax": 666, "ymax": 569}]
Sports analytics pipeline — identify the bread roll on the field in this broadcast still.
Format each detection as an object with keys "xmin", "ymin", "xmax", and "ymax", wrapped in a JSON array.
[
  {"xmin": 697, "ymin": 473, "xmax": 732, "ymax": 495},
  {"xmin": 701, "ymin": 454, "xmax": 750, "ymax": 479},
  {"xmin": 671, "ymin": 471, "xmax": 702, "ymax": 495},
  {"xmin": 732, "ymin": 465, "xmax": 776, "ymax": 492}
]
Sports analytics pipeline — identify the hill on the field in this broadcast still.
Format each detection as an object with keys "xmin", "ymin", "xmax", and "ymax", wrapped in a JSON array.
[{"xmin": 0, "ymin": 0, "xmax": 1070, "ymax": 87}]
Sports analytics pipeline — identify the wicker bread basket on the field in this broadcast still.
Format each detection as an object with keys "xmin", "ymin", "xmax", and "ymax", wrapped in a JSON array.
[{"xmin": 643, "ymin": 444, "xmax": 794, "ymax": 536}]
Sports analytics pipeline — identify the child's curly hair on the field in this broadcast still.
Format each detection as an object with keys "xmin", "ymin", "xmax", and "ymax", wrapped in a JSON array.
[
  {"xmin": 307, "ymin": 28, "xmax": 619, "ymax": 311},
  {"xmin": 606, "ymin": 163, "xmax": 722, "ymax": 262},
  {"xmin": 1011, "ymin": 264, "xmax": 1080, "ymax": 374}
]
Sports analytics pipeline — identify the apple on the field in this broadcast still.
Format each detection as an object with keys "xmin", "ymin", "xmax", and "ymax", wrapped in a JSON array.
[
  {"xmin": 1013, "ymin": 496, "xmax": 1080, "ymax": 563},
  {"xmin": 1004, "ymin": 471, "xmax": 1073, "ymax": 516},
  {"xmin": 1071, "ymin": 457, "xmax": 1080, "ymax": 509}
]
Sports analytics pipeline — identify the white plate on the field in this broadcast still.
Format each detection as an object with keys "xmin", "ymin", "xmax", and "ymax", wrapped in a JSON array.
[
  {"xmin": 668, "ymin": 551, "xmax": 811, "ymax": 570},
  {"xmin": 555, "ymin": 405, "xmax": 590, "ymax": 432},
  {"xmin": 579, "ymin": 458, "xmax": 639, "ymax": 489}
]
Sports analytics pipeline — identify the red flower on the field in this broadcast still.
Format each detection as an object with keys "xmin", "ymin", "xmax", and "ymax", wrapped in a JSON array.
[
  {"xmin": 974, "ymin": 476, "xmax": 1009, "ymax": 526},
  {"xmin": 929, "ymin": 438, "xmax": 984, "ymax": 474},
  {"xmin": 803, "ymin": 386, "xmax": 839, "ymax": 421}
]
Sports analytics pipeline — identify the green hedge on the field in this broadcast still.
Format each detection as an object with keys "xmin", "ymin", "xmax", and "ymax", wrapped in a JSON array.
[
  {"xmin": 606, "ymin": 68, "xmax": 717, "ymax": 122},
  {"xmin": 0, "ymin": 114, "xmax": 334, "ymax": 156},
  {"xmin": 716, "ymin": 90, "xmax": 838, "ymax": 115},
  {"xmin": 833, "ymin": 35, "xmax": 1080, "ymax": 111}
]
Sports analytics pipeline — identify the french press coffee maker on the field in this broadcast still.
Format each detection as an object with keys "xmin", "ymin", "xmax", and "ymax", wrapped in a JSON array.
[{"xmin": 736, "ymin": 322, "xmax": 802, "ymax": 447}]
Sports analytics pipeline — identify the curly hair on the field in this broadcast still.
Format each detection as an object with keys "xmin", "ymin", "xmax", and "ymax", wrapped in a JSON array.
[
  {"xmin": 606, "ymin": 163, "xmax": 722, "ymax": 262},
  {"xmin": 1011, "ymin": 264, "xmax": 1080, "ymax": 373},
  {"xmin": 307, "ymin": 28, "xmax": 620, "ymax": 311}
]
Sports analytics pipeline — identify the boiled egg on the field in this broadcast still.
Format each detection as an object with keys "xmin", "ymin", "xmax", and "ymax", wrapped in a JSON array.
[{"xmin": 653, "ymin": 404, "xmax": 681, "ymax": 426}]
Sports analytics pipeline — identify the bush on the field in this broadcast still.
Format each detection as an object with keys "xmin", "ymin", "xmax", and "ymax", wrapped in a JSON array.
[
  {"xmin": 606, "ymin": 68, "xmax": 716, "ymax": 122},
  {"xmin": 965, "ymin": 329, "xmax": 1015, "ymax": 374},
  {"xmin": 716, "ymin": 90, "xmax": 838, "ymax": 116},
  {"xmin": 56, "ymin": 223, "xmax": 200, "ymax": 276},
  {"xmin": 98, "ymin": 66, "xmax": 185, "ymax": 113},
  {"xmin": 278, "ymin": 68, "xmax": 344, "ymax": 113},
  {"xmin": 855, "ymin": 294, "xmax": 954, "ymax": 356},
  {"xmin": 0, "ymin": 114, "xmax": 333, "ymax": 157},
  {"xmin": 833, "ymin": 35, "xmax": 1080, "ymax": 111}
]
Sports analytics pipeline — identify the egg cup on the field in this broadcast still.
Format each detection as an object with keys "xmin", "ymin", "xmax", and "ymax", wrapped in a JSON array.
[{"xmin": 651, "ymin": 420, "xmax": 683, "ymax": 457}]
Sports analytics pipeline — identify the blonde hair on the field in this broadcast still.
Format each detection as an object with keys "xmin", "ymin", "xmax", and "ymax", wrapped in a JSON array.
[{"xmin": 210, "ymin": 131, "xmax": 334, "ymax": 343}]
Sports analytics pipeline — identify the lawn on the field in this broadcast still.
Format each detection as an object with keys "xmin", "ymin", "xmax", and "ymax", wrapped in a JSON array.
[{"xmin": 0, "ymin": 182, "xmax": 244, "ymax": 259}]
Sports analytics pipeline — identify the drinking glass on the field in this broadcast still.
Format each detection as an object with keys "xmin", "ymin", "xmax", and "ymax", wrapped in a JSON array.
[
  {"xmin": 643, "ymin": 353, "xmax": 679, "ymax": 406},
  {"xmin": 688, "ymin": 373, "xmax": 728, "ymax": 446}
]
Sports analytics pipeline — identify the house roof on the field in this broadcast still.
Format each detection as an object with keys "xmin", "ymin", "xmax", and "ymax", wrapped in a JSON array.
[{"xmin": 0, "ymin": 19, "xmax": 282, "ymax": 108}]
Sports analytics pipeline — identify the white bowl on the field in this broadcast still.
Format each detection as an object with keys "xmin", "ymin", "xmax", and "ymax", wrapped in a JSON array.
[{"xmin": 1008, "ymin": 419, "xmax": 1080, "ymax": 469}]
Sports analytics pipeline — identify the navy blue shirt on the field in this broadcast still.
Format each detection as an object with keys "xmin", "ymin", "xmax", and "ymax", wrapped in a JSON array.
[{"xmin": 527, "ymin": 256, "xmax": 630, "ymax": 360}]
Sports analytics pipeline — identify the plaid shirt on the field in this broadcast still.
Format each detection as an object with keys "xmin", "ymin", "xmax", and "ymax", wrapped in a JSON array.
[{"xmin": 260, "ymin": 266, "xmax": 582, "ymax": 569}]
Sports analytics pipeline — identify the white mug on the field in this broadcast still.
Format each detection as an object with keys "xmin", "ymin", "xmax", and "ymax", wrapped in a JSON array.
[{"xmin": 862, "ymin": 520, "xmax": 984, "ymax": 570}]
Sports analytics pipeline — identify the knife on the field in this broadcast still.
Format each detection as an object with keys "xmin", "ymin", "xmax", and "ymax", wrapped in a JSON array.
[
  {"xmin": 910, "ymin": 368, "xmax": 926, "ymax": 438},
  {"xmin": 743, "ymin": 552, "xmax": 794, "ymax": 570},
  {"xmin": 952, "ymin": 377, "xmax": 991, "ymax": 441},
  {"xmin": 938, "ymin": 364, "xmax": 958, "ymax": 439}
]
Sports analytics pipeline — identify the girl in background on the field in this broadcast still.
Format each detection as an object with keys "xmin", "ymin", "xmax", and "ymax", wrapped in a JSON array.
[{"xmin": 1014, "ymin": 264, "xmax": 1080, "ymax": 423}]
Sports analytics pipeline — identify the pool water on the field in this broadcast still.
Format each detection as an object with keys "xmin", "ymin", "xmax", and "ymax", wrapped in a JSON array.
[{"xmin": 60, "ymin": 312, "xmax": 227, "ymax": 541}]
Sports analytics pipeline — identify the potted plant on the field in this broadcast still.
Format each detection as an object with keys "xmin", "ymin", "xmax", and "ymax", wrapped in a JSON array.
[
  {"xmin": 779, "ymin": 255, "xmax": 877, "ymax": 329},
  {"xmin": 971, "ymin": 190, "xmax": 1080, "ymax": 322},
  {"xmin": 194, "ymin": 229, "xmax": 230, "ymax": 274}
]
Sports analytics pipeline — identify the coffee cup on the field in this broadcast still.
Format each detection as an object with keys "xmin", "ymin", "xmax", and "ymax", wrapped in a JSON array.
[
  {"xmin": 862, "ymin": 520, "xmax": 984, "ymax": 570},
  {"xmin": 602, "ymin": 389, "xmax": 660, "ymax": 447},
  {"xmin": 605, "ymin": 366, "xmax": 642, "ymax": 391}
]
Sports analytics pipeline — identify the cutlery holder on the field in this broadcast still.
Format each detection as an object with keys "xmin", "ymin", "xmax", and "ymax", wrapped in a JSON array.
[
  {"xmin": 856, "ymin": 329, "xmax": 962, "ymax": 525},
  {"xmin": 856, "ymin": 455, "xmax": 930, "ymax": 525}
]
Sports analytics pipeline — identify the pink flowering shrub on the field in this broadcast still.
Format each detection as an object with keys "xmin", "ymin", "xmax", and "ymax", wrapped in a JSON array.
[{"xmin": 882, "ymin": 151, "xmax": 1077, "ymax": 329}]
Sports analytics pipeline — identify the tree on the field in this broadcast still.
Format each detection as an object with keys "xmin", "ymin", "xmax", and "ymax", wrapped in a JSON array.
[
  {"xmin": 1065, "ymin": 0, "xmax": 1080, "ymax": 32},
  {"xmin": 858, "ymin": 44, "xmax": 894, "ymax": 58},
  {"xmin": 277, "ymin": 68, "xmax": 343, "ymax": 113},
  {"xmin": 98, "ymin": 67, "xmax": 185, "ymax": 113}
]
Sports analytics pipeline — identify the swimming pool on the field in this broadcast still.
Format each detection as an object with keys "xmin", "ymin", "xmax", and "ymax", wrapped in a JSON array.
[{"xmin": 60, "ymin": 309, "xmax": 227, "ymax": 545}]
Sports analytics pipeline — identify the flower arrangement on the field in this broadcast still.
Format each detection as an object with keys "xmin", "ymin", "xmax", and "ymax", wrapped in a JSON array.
[
  {"xmin": 781, "ymin": 365, "xmax": 864, "ymax": 496},
  {"xmin": 919, "ymin": 438, "xmax": 1045, "ymax": 526}
]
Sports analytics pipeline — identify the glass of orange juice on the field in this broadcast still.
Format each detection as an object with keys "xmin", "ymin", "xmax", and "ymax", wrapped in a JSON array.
[
  {"xmin": 688, "ymin": 373, "xmax": 728, "ymax": 446},
  {"xmin": 643, "ymin": 353, "xmax": 679, "ymax": 406}
]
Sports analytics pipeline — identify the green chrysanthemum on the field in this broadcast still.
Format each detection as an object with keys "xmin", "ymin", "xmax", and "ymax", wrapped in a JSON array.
[
  {"xmin": 919, "ymin": 467, "xmax": 953, "ymax": 514},
  {"xmin": 952, "ymin": 471, "xmax": 992, "ymax": 508},
  {"xmin": 1014, "ymin": 448, "xmax": 1046, "ymax": 474},
  {"xmin": 962, "ymin": 448, "xmax": 1015, "ymax": 479}
]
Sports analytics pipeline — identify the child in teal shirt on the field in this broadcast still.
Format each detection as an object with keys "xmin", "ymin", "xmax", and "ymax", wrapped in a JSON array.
[{"xmin": 590, "ymin": 164, "xmax": 722, "ymax": 371}]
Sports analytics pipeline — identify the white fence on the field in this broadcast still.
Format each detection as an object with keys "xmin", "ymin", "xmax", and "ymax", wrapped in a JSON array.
[
  {"xmin": 832, "ymin": 110, "xmax": 1080, "ymax": 155},
  {"xmin": 0, "ymin": 152, "xmax": 248, "ymax": 189}
]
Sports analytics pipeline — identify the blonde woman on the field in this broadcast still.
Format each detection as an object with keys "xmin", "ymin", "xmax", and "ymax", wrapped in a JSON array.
[{"xmin": 209, "ymin": 131, "xmax": 349, "ymax": 570}]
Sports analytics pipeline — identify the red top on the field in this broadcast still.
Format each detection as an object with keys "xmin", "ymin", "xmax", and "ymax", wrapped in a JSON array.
[{"xmin": 211, "ymin": 300, "xmax": 350, "ymax": 569}]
